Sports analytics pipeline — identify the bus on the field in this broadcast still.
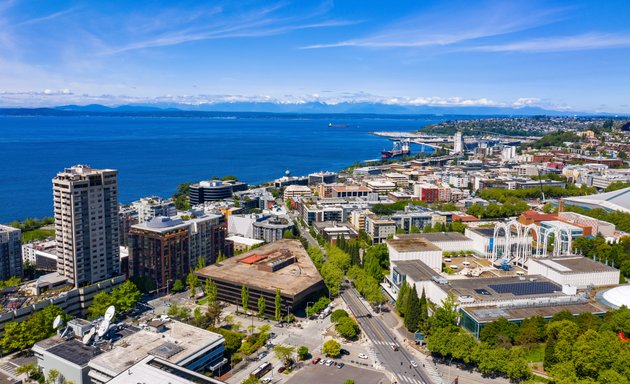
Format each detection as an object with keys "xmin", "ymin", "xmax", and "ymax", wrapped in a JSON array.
[{"xmin": 251, "ymin": 362, "xmax": 272, "ymax": 378}]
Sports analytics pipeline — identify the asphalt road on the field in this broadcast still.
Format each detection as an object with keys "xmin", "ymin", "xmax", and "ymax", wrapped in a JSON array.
[{"xmin": 341, "ymin": 286, "xmax": 433, "ymax": 384}]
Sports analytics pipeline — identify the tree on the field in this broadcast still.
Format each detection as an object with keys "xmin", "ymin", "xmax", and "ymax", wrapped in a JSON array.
[
  {"xmin": 112, "ymin": 280, "xmax": 141, "ymax": 313},
  {"xmin": 241, "ymin": 285, "xmax": 249, "ymax": 313},
  {"xmin": 241, "ymin": 375, "xmax": 261, "ymax": 384},
  {"xmin": 1, "ymin": 305, "xmax": 69, "ymax": 353},
  {"xmin": 171, "ymin": 279, "xmax": 185, "ymax": 293},
  {"xmin": 330, "ymin": 309, "xmax": 349, "ymax": 323},
  {"xmin": 257, "ymin": 295, "xmax": 266, "ymax": 319},
  {"xmin": 343, "ymin": 380, "xmax": 355, "ymax": 384},
  {"xmin": 282, "ymin": 229, "xmax": 295, "ymax": 239},
  {"xmin": 273, "ymin": 345, "xmax": 296, "ymax": 365},
  {"xmin": 479, "ymin": 317, "xmax": 519, "ymax": 347},
  {"xmin": 516, "ymin": 315, "xmax": 546, "ymax": 345},
  {"xmin": 297, "ymin": 346, "xmax": 309, "ymax": 360},
  {"xmin": 186, "ymin": 273, "xmax": 199, "ymax": 299},
  {"xmin": 429, "ymin": 294, "xmax": 460, "ymax": 332},
  {"xmin": 396, "ymin": 281, "xmax": 410, "ymax": 316},
  {"xmin": 404, "ymin": 286, "xmax": 421, "ymax": 332},
  {"xmin": 274, "ymin": 288, "xmax": 282, "ymax": 321},
  {"xmin": 88, "ymin": 291, "xmax": 115, "ymax": 319},
  {"xmin": 336, "ymin": 317, "xmax": 360, "ymax": 340},
  {"xmin": 322, "ymin": 339, "xmax": 341, "ymax": 357},
  {"xmin": 321, "ymin": 261, "xmax": 344, "ymax": 296}
]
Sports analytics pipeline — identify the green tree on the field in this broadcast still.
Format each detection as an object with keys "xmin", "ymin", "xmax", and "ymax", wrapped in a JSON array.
[
  {"xmin": 111, "ymin": 280, "xmax": 141, "ymax": 313},
  {"xmin": 344, "ymin": 381, "xmax": 355, "ymax": 384},
  {"xmin": 241, "ymin": 285, "xmax": 250, "ymax": 313},
  {"xmin": 322, "ymin": 339, "xmax": 341, "ymax": 357},
  {"xmin": 274, "ymin": 288, "xmax": 282, "ymax": 321},
  {"xmin": 479, "ymin": 317, "xmax": 519, "ymax": 347},
  {"xmin": 257, "ymin": 295, "xmax": 266, "ymax": 318},
  {"xmin": 330, "ymin": 309, "xmax": 349, "ymax": 323},
  {"xmin": 88, "ymin": 291, "xmax": 115, "ymax": 319},
  {"xmin": 396, "ymin": 281, "xmax": 410, "ymax": 316},
  {"xmin": 282, "ymin": 229, "xmax": 295, "ymax": 239},
  {"xmin": 516, "ymin": 315, "xmax": 546, "ymax": 345},
  {"xmin": 429, "ymin": 294, "xmax": 460, "ymax": 332},
  {"xmin": 241, "ymin": 375, "xmax": 261, "ymax": 384},
  {"xmin": 1, "ymin": 305, "xmax": 69, "ymax": 353},
  {"xmin": 186, "ymin": 273, "xmax": 199, "ymax": 299},
  {"xmin": 404, "ymin": 285, "xmax": 421, "ymax": 332},
  {"xmin": 297, "ymin": 346, "xmax": 309, "ymax": 360},
  {"xmin": 321, "ymin": 261, "xmax": 344, "ymax": 296},
  {"xmin": 171, "ymin": 279, "xmax": 185, "ymax": 293},
  {"xmin": 336, "ymin": 317, "xmax": 360, "ymax": 340},
  {"xmin": 273, "ymin": 344, "xmax": 296, "ymax": 365}
]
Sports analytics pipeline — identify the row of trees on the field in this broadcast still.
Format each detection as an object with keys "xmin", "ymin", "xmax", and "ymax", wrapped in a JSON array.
[
  {"xmin": 564, "ymin": 205, "xmax": 630, "ymax": 232},
  {"xmin": 1, "ymin": 305, "xmax": 70, "ymax": 353},
  {"xmin": 466, "ymin": 199, "xmax": 530, "ymax": 219},
  {"xmin": 395, "ymin": 282, "xmax": 428, "ymax": 332},
  {"xmin": 478, "ymin": 184, "xmax": 596, "ymax": 203}
]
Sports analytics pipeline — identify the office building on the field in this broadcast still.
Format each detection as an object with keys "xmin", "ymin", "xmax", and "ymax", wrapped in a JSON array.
[
  {"xmin": 22, "ymin": 239, "xmax": 57, "ymax": 271},
  {"xmin": 129, "ymin": 211, "xmax": 226, "ymax": 290},
  {"xmin": 195, "ymin": 240, "xmax": 325, "ymax": 317},
  {"xmin": 0, "ymin": 224, "xmax": 22, "ymax": 280},
  {"xmin": 308, "ymin": 171, "xmax": 338, "ymax": 186},
  {"xmin": 365, "ymin": 215, "xmax": 396, "ymax": 244},
  {"xmin": 132, "ymin": 196, "xmax": 176, "ymax": 223},
  {"xmin": 53, "ymin": 165, "xmax": 120, "ymax": 286},
  {"xmin": 453, "ymin": 131, "xmax": 464, "ymax": 153},
  {"xmin": 252, "ymin": 217, "xmax": 294, "ymax": 243},
  {"xmin": 189, "ymin": 180, "xmax": 248, "ymax": 205}
]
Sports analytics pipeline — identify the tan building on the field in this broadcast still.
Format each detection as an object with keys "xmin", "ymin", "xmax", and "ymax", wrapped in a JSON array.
[
  {"xmin": 283, "ymin": 185, "xmax": 312, "ymax": 200},
  {"xmin": 53, "ymin": 165, "xmax": 120, "ymax": 286}
]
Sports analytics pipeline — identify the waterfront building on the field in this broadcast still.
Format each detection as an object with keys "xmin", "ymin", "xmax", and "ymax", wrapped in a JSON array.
[
  {"xmin": 189, "ymin": 180, "xmax": 248, "ymax": 205},
  {"xmin": 128, "ymin": 211, "xmax": 226, "ymax": 290},
  {"xmin": 0, "ymin": 224, "xmax": 22, "ymax": 280},
  {"xmin": 52, "ymin": 165, "xmax": 120, "ymax": 287},
  {"xmin": 308, "ymin": 171, "xmax": 338, "ymax": 186}
]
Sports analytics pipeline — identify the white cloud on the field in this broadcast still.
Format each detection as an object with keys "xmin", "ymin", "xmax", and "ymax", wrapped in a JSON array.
[{"xmin": 465, "ymin": 33, "xmax": 630, "ymax": 52}]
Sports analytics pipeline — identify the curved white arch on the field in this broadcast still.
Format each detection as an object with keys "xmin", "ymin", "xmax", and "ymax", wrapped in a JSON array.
[
  {"xmin": 522, "ymin": 223, "xmax": 540, "ymax": 261},
  {"xmin": 492, "ymin": 222, "xmax": 510, "ymax": 261}
]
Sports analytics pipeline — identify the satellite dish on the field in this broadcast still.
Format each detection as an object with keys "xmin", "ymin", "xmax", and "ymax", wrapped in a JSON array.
[
  {"xmin": 97, "ymin": 319, "xmax": 110, "ymax": 337},
  {"xmin": 52, "ymin": 315, "xmax": 62, "ymax": 329},
  {"xmin": 82, "ymin": 332, "xmax": 93, "ymax": 345},
  {"xmin": 104, "ymin": 306, "xmax": 116, "ymax": 322}
]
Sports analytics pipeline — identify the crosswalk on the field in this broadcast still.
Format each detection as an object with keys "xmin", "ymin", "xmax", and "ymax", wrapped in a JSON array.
[
  {"xmin": 398, "ymin": 374, "xmax": 426, "ymax": 384},
  {"xmin": 372, "ymin": 340, "xmax": 397, "ymax": 346},
  {"xmin": 0, "ymin": 362, "xmax": 20, "ymax": 380}
]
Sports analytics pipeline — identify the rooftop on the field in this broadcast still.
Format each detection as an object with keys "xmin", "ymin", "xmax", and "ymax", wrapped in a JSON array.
[
  {"xmin": 195, "ymin": 240, "xmax": 323, "ymax": 296},
  {"xmin": 463, "ymin": 301, "xmax": 608, "ymax": 323},
  {"xmin": 107, "ymin": 356, "xmax": 225, "ymax": 384},
  {"xmin": 531, "ymin": 256, "xmax": 617, "ymax": 274},
  {"xmin": 225, "ymin": 236, "xmax": 264, "ymax": 247},
  {"xmin": 386, "ymin": 238, "xmax": 441, "ymax": 253},
  {"xmin": 449, "ymin": 275, "xmax": 565, "ymax": 302},
  {"xmin": 395, "ymin": 232, "xmax": 471, "ymax": 243},
  {"xmin": 88, "ymin": 321, "xmax": 223, "ymax": 377},
  {"xmin": 392, "ymin": 260, "xmax": 439, "ymax": 282},
  {"xmin": 35, "ymin": 337, "xmax": 103, "ymax": 367}
]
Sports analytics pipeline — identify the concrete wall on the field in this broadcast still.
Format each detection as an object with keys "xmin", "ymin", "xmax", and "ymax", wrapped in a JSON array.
[{"xmin": 388, "ymin": 248, "xmax": 443, "ymax": 271}]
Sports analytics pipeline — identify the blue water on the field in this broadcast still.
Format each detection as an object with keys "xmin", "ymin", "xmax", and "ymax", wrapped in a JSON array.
[{"xmin": 0, "ymin": 115, "xmax": 444, "ymax": 222}]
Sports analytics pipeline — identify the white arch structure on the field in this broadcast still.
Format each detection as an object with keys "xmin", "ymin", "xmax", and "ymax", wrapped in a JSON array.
[{"xmin": 492, "ymin": 219, "xmax": 570, "ymax": 267}]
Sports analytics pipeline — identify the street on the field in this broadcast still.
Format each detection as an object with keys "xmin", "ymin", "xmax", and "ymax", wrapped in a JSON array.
[{"xmin": 341, "ymin": 286, "xmax": 433, "ymax": 384}]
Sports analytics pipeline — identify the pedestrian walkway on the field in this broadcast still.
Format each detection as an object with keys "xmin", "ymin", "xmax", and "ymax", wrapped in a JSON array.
[{"xmin": 0, "ymin": 362, "xmax": 21, "ymax": 382}]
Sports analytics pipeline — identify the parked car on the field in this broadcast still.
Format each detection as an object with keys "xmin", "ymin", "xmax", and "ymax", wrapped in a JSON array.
[
  {"xmin": 278, "ymin": 366, "xmax": 286, "ymax": 373},
  {"xmin": 411, "ymin": 360, "xmax": 418, "ymax": 368},
  {"xmin": 340, "ymin": 348, "xmax": 350, "ymax": 356},
  {"xmin": 337, "ymin": 362, "xmax": 345, "ymax": 369},
  {"xmin": 325, "ymin": 360, "xmax": 334, "ymax": 366},
  {"xmin": 258, "ymin": 351, "xmax": 268, "ymax": 360},
  {"xmin": 269, "ymin": 332, "xmax": 277, "ymax": 339},
  {"xmin": 261, "ymin": 378, "xmax": 272, "ymax": 384},
  {"xmin": 358, "ymin": 353, "xmax": 368, "ymax": 359},
  {"xmin": 318, "ymin": 359, "xmax": 326, "ymax": 365},
  {"xmin": 312, "ymin": 357, "xmax": 321, "ymax": 364}
]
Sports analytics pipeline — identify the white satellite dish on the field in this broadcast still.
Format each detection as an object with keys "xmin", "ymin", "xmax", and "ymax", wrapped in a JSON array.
[
  {"xmin": 97, "ymin": 318, "xmax": 110, "ymax": 337},
  {"xmin": 82, "ymin": 332, "xmax": 93, "ymax": 345},
  {"xmin": 52, "ymin": 315, "xmax": 62, "ymax": 329},
  {"xmin": 104, "ymin": 305, "xmax": 116, "ymax": 322}
]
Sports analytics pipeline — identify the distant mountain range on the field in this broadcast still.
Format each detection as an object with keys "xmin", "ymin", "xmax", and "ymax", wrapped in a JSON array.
[{"xmin": 0, "ymin": 102, "xmax": 619, "ymax": 117}]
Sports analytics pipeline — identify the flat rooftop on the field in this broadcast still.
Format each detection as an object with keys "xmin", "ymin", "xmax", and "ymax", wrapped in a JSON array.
[
  {"xmin": 386, "ymin": 238, "xmax": 441, "ymax": 253},
  {"xmin": 107, "ymin": 356, "xmax": 225, "ymax": 384},
  {"xmin": 464, "ymin": 301, "xmax": 608, "ymax": 323},
  {"xmin": 449, "ymin": 275, "xmax": 565, "ymax": 302},
  {"xmin": 195, "ymin": 240, "xmax": 323, "ymax": 296},
  {"xmin": 35, "ymin": 337, "xmax": 103, "ymax": 367},
  {"xmin": 467, "ymin": 227, "xmax": 496, "ymax": 237},
  {"xmin": 88, "ymin": 321, "xmax": 223, "ymax": 377},
  {"xmin": 393, "ymin": 260, "xmax": 439, "ymax": 282},
  {"xmin": 396, "ymin": 232, "xmax": 471, "ymax": 243},
  {"xmin": 531, "ymin": 256, "xmax": 617, "ymax": 274}
]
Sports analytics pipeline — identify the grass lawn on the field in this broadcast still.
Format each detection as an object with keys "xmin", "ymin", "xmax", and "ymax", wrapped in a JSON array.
[
  {"xmin": 22, "ymin": 229, "xmax": 55, "ymax": 243},
  {"xmin": 524, "ymin": 344, "xmax": 545, "ymax": 363}
]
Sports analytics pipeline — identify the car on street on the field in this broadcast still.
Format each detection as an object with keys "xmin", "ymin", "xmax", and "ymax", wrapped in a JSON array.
[
  {"xmin": 269, "ymin": 332, "xmax": 277, "ymax": 339},
  {"xmin": 325, "ymin": 360, "xmax": 334, "ymax": 366},
  {"xmin": 410, "ymin": 360, "xmax": 418, "ymax": 367},
  {"xmin": 358, "ymin": 353, "xmax": 368, "ymax": 359},
  {"xmin": 340, "ymin": 348, "xmax": 350, "ymax": 356},
  {"xmin": 391, "ymin": 345, "xmax": 399, "ymax": 351},
  {"xmin": 258, "ymin": 351, "xmax": 268, "ymax": 360},
  {"xmin": 278, "ymin": 366, "xmax": 286, "ymax": 373},
  {"xmin": 312, "ymin": 357, "xmax": 321, "ymax": 364},
  {"xmin": 318, "ymin": 359, "xmax": 326, "ymax": 365},
  {"xmin": 337, "ymin": 362, "xmax": 345, "ymax": 369},
  {"xmin": 261, "ymin": 378, "xmax": 272, "ymax": 384}
]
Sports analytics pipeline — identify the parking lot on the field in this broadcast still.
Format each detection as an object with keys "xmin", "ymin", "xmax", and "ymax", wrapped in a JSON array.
[{"xmin": 285, "ymin": 363, "xmax": 389, "ymax": 384}]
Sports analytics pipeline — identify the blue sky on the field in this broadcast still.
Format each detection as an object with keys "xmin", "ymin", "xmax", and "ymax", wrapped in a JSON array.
[{"xmin": 1, "ymin": 0, "xmax": 629, "ymax": 113}]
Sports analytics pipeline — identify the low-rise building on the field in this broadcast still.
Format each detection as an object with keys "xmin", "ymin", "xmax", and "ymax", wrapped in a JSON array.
[
  {"xmin": 252, "ymin": 216, "xmax": 294, "ymax": 243},
  {"xmin": 22, "ymin": 239, "xmax": 57, "ymax": 271},
  {"xmin": 283, "ymin": 185, "xmax": 312, "ymax": 200},
  {"xmin": 366, "ymin": 180, "xmax": 397, "ymax": 194},
  {"xmin": 365, "ymin": 215, "xmax": 396, "ymax": 244},
  {"xmin": 308, "ymin": 171, "xmax": 338, "ymax": 186},
  {"xmin": 527, "ymin": 256, "xmax": 619, "ymax": 288},
  {"xmin": 394, "ymin": 232, "xmax": 474, "ymax": 253},
  {"xmin": 189, "ymin": 180, "xmax": 248, "ymax": 205},
  {"xmin": 386, "ymin": 237, "xmax": 442, "ymax": 271}
]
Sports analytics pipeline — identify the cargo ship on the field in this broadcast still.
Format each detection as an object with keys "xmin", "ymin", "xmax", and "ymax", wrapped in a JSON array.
[{"xmin": 381, "ymin": 139, "xmax": 410, "ymax": 159}]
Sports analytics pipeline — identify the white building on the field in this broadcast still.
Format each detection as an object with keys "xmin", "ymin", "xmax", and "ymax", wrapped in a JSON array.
[
  {"xmin": 386, "ymin": 237, "xmax": 443, "ymax": 271},
  {"xmin": 22, "ymin": 239, "xmax": 58, "ymax": 271},
  {"xmin": 501, "ymin": 146, "xmax": 517, "ymax": 161},
  {"xmin": 132, "ymin": 196, "xmax": 176, "ymax": 223},
  {"xmin": 528, "ymin": 257, "xmax": 619, "ymax": 288},
  {"xmin": 366, "ymin": 180, "xmax": 397, "ymax": 194},
  {"xmin": 365, "ymin": 215, "xmax": 396, "ymax": 244},
  {"xmin": 453, "ymin": 131, "xmax": 463, "ymax": 153},
  {"xmin": 53, "ymin": 165, "xmax": 120, "ymax": 286},
  {"xmin": 395, "ymin": 232, "xmax": 474, "ymax": 253}
]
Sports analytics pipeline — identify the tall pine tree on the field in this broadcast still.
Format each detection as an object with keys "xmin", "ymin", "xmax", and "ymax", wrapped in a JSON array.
[
  {"xmin": 404, "ymin": 285, "xmax": 421, "ymax": 332},
  {"xmin": 396, "ymin": 281, "xmax": 410, "ymax": 316}
]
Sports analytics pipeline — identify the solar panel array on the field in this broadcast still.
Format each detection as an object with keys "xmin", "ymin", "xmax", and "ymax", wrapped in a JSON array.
[{"xmin": 488, "ymin": 281, "xmax": 561, "ymax": 296}]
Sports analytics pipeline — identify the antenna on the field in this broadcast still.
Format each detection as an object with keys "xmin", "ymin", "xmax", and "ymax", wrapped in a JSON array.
[
  {"xmin": 53, "ymin": 315, "xmax": 62, "ymax": 330},
  {"xmin": 104, "ymin": 305, "xmax": 116, "ymax": 322}
]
